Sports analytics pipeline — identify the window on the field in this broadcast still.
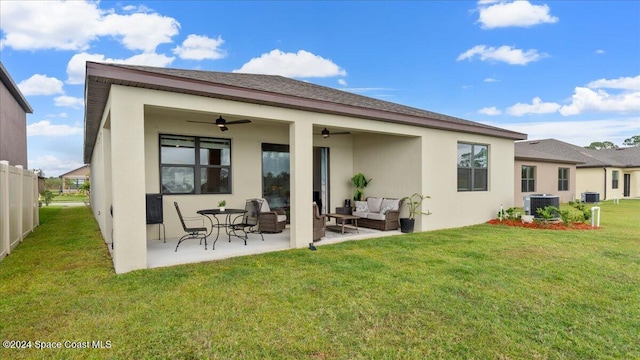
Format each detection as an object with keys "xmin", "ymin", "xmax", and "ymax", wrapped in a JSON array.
[
  {"xmin": 457, "ymin": 143, "xmax": 488, "ymax": 191},
  {"xmin": 558, "ymin": 167, "xmax": 569, "ymax": 191},
  {"xmin": 160, "ymin": 134, "xmax": 231, "ymax": 194},
  {"xmin": 521, "ymin": 166, "xmax": 536, "ymax": 192},
  {"xmin": 612, "ymin": 170, "xmax": 619, "ymax": 189}
]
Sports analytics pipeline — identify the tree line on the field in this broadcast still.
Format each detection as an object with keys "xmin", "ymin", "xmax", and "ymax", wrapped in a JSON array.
[{"xmin": 585, "ymin": 135, "xmax": 640, "ymax": 150}]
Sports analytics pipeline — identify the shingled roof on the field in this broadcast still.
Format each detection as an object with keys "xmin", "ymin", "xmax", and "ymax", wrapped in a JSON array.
[
  {"xmin": 84, "ymin": 62, "xmax": 526, "ymax": 162},
  {"xmin": 516, "ymin": 139, "xmax": 640, "ymax": 168}
]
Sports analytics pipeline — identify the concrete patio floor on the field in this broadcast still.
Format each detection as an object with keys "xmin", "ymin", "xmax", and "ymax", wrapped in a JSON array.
[{"xmin": 145, "ymin": 225, "xmax": 401, "ymax": 269}]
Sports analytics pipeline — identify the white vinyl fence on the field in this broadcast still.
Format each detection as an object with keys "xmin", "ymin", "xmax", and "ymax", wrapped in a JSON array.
[{"xmin": 0, "ymin": 160, "xmax": 39, "ymax": 262}]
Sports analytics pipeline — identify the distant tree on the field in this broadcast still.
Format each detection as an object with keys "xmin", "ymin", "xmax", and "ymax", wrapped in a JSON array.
[
  {"xmin": 585, "ymin": 141, "xmax": 618, "ymax": 150},
  {"xmin": 45, "ymin": 176, "xmax": 61, "ymax": 191},
  {"xmin": 623, "ymin": 135, "xmax": 640, "ymax": 147}
]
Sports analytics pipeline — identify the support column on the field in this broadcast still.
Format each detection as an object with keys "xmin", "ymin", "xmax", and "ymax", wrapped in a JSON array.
[
  {"xmin": 110, "ymin": 86, "xmax": 147, "ymax": 273},
  {"xmin": 289, "ymin": 121, "xmax": 314, "ymax": 248}
]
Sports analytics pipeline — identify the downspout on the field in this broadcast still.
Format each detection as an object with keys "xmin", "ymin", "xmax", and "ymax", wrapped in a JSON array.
[{"xmin": 603, "ymin": 168, "xmax": 607, "ymax": 201}]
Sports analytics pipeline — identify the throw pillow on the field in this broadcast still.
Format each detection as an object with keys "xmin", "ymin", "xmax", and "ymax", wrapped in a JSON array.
[
  {"xmin": 380, "ymin": 202, "xmax": 395, "ymax": 214},
  {"xmin": 355, "ymin": 201, "xmax": 369, "ymax": 212}
]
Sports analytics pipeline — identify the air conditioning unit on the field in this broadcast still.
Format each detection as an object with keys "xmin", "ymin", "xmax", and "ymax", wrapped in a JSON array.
[
  {"xmin": 581, "ymin": 192, "xmax": 599, "ymax": 203},
  {"xmin": 529, "ymin": 194, "xmax": 560, "ymax": 218}
]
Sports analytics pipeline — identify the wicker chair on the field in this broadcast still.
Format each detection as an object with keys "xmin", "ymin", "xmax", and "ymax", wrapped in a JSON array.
[
  {"xmin": 313, "ymin": 202, "xmax": 326, "ymax": 241},
  {"xmin": 255, "ymin": 198, "xmax": 287, "ymax": 233}
]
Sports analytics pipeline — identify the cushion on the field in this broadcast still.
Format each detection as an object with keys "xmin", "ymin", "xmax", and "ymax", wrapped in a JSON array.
[
  {"xmin": 276, "ymin": 214, "xmax": 287, "ymax": 223},
  {"xmin": 380, "ymin": 198, "xmax": 400, "ymax": 214},
  {"xmin": 353, "ymin": 211, "xmax": 369, "ymax": 218},
  {"xmin": 258, "ymin": 198, "xmax": 271, "ymax": 212},
  {"xmin": 367, "ymin": 212, "xmax": 386, "ymax": 221},
  {"xmin": 355, "ymin": 201, "xmax": 369, "ymax": 212},
  {"xmin": 367, "ymin": 197, "xmax": 383, "ymax": 213}
]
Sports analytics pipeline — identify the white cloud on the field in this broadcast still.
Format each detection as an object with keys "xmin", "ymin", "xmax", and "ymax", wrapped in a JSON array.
[
  {"xmin": 233, "ymin": 49, "xmax": 347, "ymax": 78},
  {"xmin": 54, "ymin": 96, "xmax": 84, "ymax": 108},
  {"xmin": 507, "ymin": 97, "xmax": 561, "ymax": 116},
  {"xmin": 98, "ymin": 12, "xmax": 179, "ymax": 52},
  {"xmin": 595, "ymin": 49, "xmax": 606, "ymax": 55},
  {"xmin": 478, "ymin": 106, "xmax": 502, "ymax": 115},
  {"xmin": 478, "ymin": 1, "xmax": 558, "ymax": 29},
  {"xmin": 457, "ymin": 45, "xmax": 544, "ymax": 65},
  {"xmin": 587, "ymin": 75, "xmax": 640, "ymax": 91},
  {"xmin": 559, "ymin": 87, "xmax": 640, "ymax": 116},
  {"xmin": 338, "ymin": 79, "xmax": 348, "ymax": 86},
  {"xmin": 66, "ymin": 52, "xmax": 175, "ymax": 84},
  {"xmin": 173, "ymin": 34, "xmax": 226, "ymax": 60},
  {"xmin": 28, "ymin": 155, "xmax": 84, "ymax": 177},
  {"xmin": 492, "ymin": 118, "xmax": 640, "ymax": 147},
  {"xmin": 27, "ymin": 120, "xmax": 83, "ymax": 136},
  {"xmin": 484, "ymin": 78, "xmax": 499, "ymax": 82},
  {"xmin": 17, "ymin": 74, "xmax": 65, "ymax": 96},
  {"xmin": 0, "ymin": 1, "xmax": 179, "ymax": 52}
]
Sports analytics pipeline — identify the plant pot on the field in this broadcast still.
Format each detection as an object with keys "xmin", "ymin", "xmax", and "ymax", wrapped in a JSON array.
[
  {"xmin": 400, "ymin": 218, "xmax": 415, "ymax": 233},
  {"xmin": 521, "ymin": 215, "xmax": 534, "ymax": 224},
  {"xmin": 219, "ymin": 207, "xmax": 226, "ymax": 212}
]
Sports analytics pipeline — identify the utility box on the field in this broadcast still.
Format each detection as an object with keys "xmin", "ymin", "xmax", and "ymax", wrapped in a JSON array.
[{"xmin": 581, "ymin": 192, "xmax": 600, "ymax": 203}]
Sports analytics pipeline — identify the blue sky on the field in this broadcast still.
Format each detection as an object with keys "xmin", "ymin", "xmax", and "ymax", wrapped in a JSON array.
[{"xmin": 1, "ymin": 0, "xmax": 638, "ymax": 177}]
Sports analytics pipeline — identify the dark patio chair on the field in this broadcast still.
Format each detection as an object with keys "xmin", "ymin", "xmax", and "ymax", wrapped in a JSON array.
[
  {"xmin": 173, "ymin": 202, "xmax": 208, "ymax": 251},
  {"xmin": 313, "ymin": 202, "xmax": 326, "ymax": 241},
  {"xmin": 229, "ymin": 199, "xmax": 264, "ymax": 244},
  {"xmin": 257, "ymin": 198, "xmax": 287, "ymax": 233}
]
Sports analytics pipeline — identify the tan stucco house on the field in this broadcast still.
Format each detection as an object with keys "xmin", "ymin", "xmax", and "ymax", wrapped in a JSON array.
[
  {"xmin": 515, "ymin": 139, "xmax": 640, "ymax": 204},
  {"xmin": 1, "ymin": 62, "xmax": 33, "ymax": 168},
  {"xmin": 59, "ymin": 164, "xmax": 90, "ymax": 193},
  {"xmin": 83, "ymin": 62, "xmax": 526, "ymax": 273},
  {"xmin": 514, "ymin": 140, "xmax": 584, "ymax": 207}
]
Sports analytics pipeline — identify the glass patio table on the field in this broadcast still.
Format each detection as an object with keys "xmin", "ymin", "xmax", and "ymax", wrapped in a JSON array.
[{"xmin": 197, "ymin": 208, "xmax": 247, "ymax": 250}]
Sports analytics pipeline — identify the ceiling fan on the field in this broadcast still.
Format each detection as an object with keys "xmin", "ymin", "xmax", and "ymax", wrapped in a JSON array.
[
  {"xmin": 187, "ymin": 115, "xmax": 251, "ymax": 131},
  {"xmin": 316, "ymin": 127, "xmax": 351, "ymax": 138}
]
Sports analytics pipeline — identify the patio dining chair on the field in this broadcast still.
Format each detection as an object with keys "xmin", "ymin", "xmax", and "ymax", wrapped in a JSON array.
[
  {"xmin": 229, "ymin": 199, "xmax": 265, "ymax": 244},
  {"xmin": 173, "ymin": 202, "xmax": 208, "ymax": 251}
]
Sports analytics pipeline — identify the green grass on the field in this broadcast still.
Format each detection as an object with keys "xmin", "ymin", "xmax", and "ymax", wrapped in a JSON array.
[
  {"xmin": 49, "ymin": 194, "xmax": 89, "ymax": 202},
  {"xmin": 1, "ymin": 201, "xmax": 638, "ymax": 359}
]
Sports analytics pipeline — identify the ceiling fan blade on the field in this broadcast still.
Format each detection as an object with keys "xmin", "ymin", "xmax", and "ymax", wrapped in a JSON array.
[
  {"xmin": 186, "ymin": 120, "xmax": 217, "ymax": 125},
  {"xmin": 220, "ymin": 125, "xmax": 229, "ymax": 131},
  {"xmin": 331, "ymin": 131, "xmax": 351, "ymax": 135},
  {"xmin": 225, "ymin": 119, "xmax": 252, "ymax": 125}
]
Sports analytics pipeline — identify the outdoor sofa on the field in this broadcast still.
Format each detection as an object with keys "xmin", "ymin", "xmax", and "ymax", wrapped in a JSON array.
[{"xmin": 353, "ymin": 197, "xmax": 403, "ymax": 231}]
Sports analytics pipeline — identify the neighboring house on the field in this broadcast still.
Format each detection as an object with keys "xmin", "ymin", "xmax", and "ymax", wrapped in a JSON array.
[
  {"xmin": 515, "ymin": 139, "xmax": 640, "ymax": 204},
  {"xmin": 0, "ymin": 62, "xmax": 33, "ymax": 168},
  {"xmin": 83, "ymin": 62, "xmax": 526, "ymax": 273},
  {"xmin": 514, "ymin": 141, "xmax": 584, "ymax": 207},
  {"xmin": 59, "ymin": 164, "xmax": 90, "ymax": 193}
]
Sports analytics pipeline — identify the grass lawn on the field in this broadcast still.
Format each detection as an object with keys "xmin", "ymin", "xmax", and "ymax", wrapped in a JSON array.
[
  {"xmin": 0, "ymin": 201, "xmax": 638, "ymax": 359},
  {"xmin": 49, "ymin": 194, "xmax": 89, "ymax": 203}
]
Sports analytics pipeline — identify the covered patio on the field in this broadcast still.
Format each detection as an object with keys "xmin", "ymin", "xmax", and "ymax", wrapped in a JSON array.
[{"xmin": 143, "ymin": 225, "xmax": 400, "ymax": 269}]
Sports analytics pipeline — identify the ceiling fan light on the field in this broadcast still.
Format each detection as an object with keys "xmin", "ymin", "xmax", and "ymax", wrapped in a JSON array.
[
  {"xmin": 215, "ymin": 116, "xmax": 226, "ymax": 127},
  {"xmin": 321, "ymin": 128, "xmax": 330, "ymax": 138}
]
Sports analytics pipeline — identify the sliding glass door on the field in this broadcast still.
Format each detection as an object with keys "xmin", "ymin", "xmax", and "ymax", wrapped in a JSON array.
[{"xmin": 262, "ymin": 144, "xmax": 290, "ymax": 215}]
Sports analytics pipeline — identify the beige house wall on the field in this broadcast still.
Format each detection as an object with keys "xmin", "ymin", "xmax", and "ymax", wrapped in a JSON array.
[
  {"xmin": 91, "ymin": 85, "xmax": 518, "ymax": 273},
  {"xmin": 514, "ymin": 161, "xmax": 577, "ymax": 207}
]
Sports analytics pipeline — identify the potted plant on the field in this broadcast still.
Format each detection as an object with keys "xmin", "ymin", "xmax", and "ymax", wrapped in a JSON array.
[
  {"xmin": 351, "ymin": 173, "xmax": 372, "ymax": 201},
  {"xmin": 400, "ymin": 193, "xmax": 432, "ymax": 233},
  {"xmin": 218, "ymin": 200, "xmax": 226, "ymax": 212}
]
